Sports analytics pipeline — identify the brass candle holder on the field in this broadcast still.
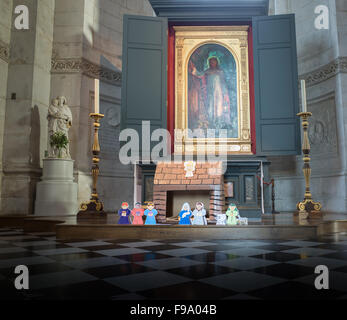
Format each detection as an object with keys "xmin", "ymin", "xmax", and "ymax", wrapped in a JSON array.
[
  {"xmin": 296, "ymin": 112, "xmax": 322, "ymax": 216},
  {"xmin": 77, "ymin": 113, "xmax": 106, "ymax": 218}
]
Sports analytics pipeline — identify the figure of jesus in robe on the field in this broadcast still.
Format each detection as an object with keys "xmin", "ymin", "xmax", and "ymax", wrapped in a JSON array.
[{"xmin": 189, "ymin": 57, "xmax": 231, "ymax": 129}]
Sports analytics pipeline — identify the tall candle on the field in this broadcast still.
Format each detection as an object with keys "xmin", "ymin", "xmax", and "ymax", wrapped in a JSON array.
[
  {"xmin": 300, "ymin": 79, "xmax": 307, "ymax": 113},
  {"xmin": 94, "ymin": 78, "xmax": 99, "ymax": 114}
]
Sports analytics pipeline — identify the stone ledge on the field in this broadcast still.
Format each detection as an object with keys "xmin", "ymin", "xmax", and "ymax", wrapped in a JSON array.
[
  {"xmin": 51, "ymin": 57, "xmax": 122, "ymax": 86},
  {"xmin": 301, "ymin": 56, "xmax": 347, "ymax": 87}
]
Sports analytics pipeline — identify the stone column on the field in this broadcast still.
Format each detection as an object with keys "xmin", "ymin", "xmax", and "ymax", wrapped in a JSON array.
[
  {"xmin": 0, "ymin": 0, "xmax": 13, "ymax": 213},
  {"xmin": 1, "ymin": 0, "xmax": 55, "ymax": 215}
]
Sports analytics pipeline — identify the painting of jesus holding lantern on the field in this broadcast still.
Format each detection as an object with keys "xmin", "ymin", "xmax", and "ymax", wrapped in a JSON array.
[{"xmin": 187, "ymin": 43, "xmax": 238, "ymax": 138}]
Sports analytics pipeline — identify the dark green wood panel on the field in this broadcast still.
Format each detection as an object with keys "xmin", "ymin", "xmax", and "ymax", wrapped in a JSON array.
[
  {"xmin": 126, "ymin": 48, "xmax": 163, "ymax": 121},
  {"xmin": 258, "ymin": 48, "xmax": 295, "ymax": 119},
  {"xmin": 253, "ymin": 14, "xmax": 301, "ymax": 155},
  {"xmin": 261, "ymin": 124, "xmax": 296, "ymax": 152},
  {"xmin": 121, "ymin": 15, "xmax": 168, "ymax": 156}
]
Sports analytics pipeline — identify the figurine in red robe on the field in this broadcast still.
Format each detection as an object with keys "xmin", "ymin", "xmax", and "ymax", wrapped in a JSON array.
[
  {"xmin": 131, "ymin": 202, "xmax": 144, "ymax": 225},
  {"xmin": 118, "ymin": 202, "xmax": 131, "ymax": 224}
]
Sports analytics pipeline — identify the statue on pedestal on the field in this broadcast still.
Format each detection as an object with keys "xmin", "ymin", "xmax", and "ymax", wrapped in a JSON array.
[{"xmin": 47, "ymin": 96, "xmax": 72, "ymax": 158}]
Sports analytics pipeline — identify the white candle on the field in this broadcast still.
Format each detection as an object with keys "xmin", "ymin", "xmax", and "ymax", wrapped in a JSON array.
[
  {"xmin": 301, "ymin": 79, "xmax": 307, "ymax": 113},
  {"xmin": 94, "ymin": 78, "xmax": 99, "ymax": 114}
]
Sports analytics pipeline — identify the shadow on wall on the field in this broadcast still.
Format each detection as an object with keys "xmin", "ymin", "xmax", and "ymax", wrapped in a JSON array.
[{"xmin": 30, "ymin": 105, "xmax": 41, "ymax": 167}]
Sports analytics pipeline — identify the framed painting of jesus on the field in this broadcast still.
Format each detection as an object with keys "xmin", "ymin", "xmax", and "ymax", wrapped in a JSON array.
[{"xmin": 174, "ymin": 26, "xmax": 252, "ymax": 155}]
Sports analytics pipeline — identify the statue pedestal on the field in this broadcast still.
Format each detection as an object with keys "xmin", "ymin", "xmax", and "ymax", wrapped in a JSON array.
[{"xmin": 34, "ymin": 159, "xmax": 78, "ymax": 216}]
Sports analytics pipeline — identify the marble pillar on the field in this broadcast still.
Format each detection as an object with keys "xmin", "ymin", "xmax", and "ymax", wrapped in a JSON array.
[{"xmin": 0, "ymin": 0, "xmax": 55, "ymax": 215}]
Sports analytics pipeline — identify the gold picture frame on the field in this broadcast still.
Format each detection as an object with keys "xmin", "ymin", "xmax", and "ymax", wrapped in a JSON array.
[{"xmin": 174, "ymin": 26, "xmax": 252, "ymax": 155}]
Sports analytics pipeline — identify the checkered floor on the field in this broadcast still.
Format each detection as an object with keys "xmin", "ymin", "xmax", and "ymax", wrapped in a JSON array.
[{"xmin": 1, "ymin": 228, "xmax": 347, "ymax": 300}]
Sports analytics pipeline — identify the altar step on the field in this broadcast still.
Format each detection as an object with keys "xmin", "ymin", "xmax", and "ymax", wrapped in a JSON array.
[{"xmin": 1, "ymin": 213, "xmax": 346, "ymax": 241}]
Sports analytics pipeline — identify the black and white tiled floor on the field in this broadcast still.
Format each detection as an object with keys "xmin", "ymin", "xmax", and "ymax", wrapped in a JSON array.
[{"xmin": 1, "ymin": 228, "xmax": 347, "ymax": 300}]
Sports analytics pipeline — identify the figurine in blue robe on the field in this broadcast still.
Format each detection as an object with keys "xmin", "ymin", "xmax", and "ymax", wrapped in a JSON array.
[
  {"xmin": 178, "ymin": 202, "xmax": 192, "ymax": 225},
  {"xmin": 144, "ymin": 202, "xmax": 158, "ymax": 225},
  {"xmin": 118, "ymin": 202, "xmax": 131, "ymax": 224}
]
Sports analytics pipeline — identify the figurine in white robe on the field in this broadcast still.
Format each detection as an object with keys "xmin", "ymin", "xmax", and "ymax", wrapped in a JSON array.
[
  {"xmin": 216, "ymin": 213, "xmax": 227, "ymax": 225},
  {"xmin": 191, "ymin": 202, "xmax": 207, "ymax": 225}
]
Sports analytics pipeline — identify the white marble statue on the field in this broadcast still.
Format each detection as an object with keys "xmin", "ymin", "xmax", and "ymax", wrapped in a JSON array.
[{"xmin": 47, "ymin": 96, "xmax": 72, "ymax": 158}]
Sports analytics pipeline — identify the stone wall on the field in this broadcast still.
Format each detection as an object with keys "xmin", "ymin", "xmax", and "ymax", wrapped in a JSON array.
[
  {"xmin": 0, "ymin": 0, "xmax": 55, "ymax": 215},
  {"xmin": 50, "ymin": 0, "xmax": 154, "ymax": 213},
  {"xmin": 268, "ymin": 0, "xmax": 347, "ymax": 213},
  {"xmin": 0, "ymin": 0, "xmax": 153, "ymax": 215}
]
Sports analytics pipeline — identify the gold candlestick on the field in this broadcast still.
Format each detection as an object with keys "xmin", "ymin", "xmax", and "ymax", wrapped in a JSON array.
[
  {"xmin": 296, "ymin": 112, "xmax": 322, "ymax": 216},
  {"xmin": 78, "ymin": 113, "xmax": 106, "ymax": 217}
]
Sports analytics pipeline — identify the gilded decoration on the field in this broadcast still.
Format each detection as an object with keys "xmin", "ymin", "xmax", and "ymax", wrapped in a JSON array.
[{"xmin": 174, "ymin": 26, "xmax": 252, "ymax": 155}]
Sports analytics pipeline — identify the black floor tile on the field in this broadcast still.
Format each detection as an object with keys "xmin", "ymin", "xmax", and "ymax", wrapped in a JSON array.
[
  {"xmin": 248, "ymin": 281, "xmax": 345, "ymax": 300},
  {"xmin": 116, "ymin": 252, "xmax": 172, "ymax": 263},
  {"xmin": 0, "ymin": 243, "xmax": 13, "ymax": 248},
  {"xmin": 0, "ymin": 251, "xmax": 38, "ymax": 260},
  {"xmin": 139, "ymin": 281, "xmax": 235, "ymax": 300},
  {"xmin": 33, "ymin": 280, "xmax": 128, "ymax": 300},
  {"xmin": 255, "ymin": 245, "xmax": 301, "ymax": 251},
  {"xmin": 156, "ymin": 239, "xmax": 199, "ymax": 244},
  {"xmin": 251, "ymin": 263, "xmax": 314, "ymax": 279},
  {"xmin": 0, "ymin": 262, "xmax": 74, "ymax": 279},
  {"xmin": 5, "ymin": 238, "xmax": 40, "ymax": 242},
  {"xmin": 334, "ymin": 266, "xmax": 347, "ymax": 273},
  {"xmin": 82, "ymin": 244, "xmax": 126, "ymax": 251},
  {"xmin": 320, "ymin": 251, "xmax": 347, "ymax": 260},
  {"xmin": 185, "ymin": 251, "xmax": 240, "ymax": 263},
  {"xmin": 251, "ymin": 252, "xmax": 302, "ymax": 262},
  {"xmin": 59, "ymin": 239, "xmax": 96, "ymax": 243},
  {"xmin": 315, "ymin": 244, "xmax": 347, "ymax": 251},
  {"xmin": 104, "ymin": 239, "xmax": 146, "ymax": 244},
  {"xmin": 84, "ymin": 263, "xmax": 155, "ymax": 278},
  {"xmin": 15, "ymin": 244, "xmax": 69, "ymax": 251},
  {"xmin": 48, "ymin": 252, "xmax": 104, "ymax": 262},
  {"xmin": 0, "ymin": 280, "xmax": 28, "ymax": 300},
  {"xmin": 166, "ymin": 263, "xmax": 235, "ymax": 279},
  {"xmin": 138, "ymin": 244, "xmax": 183, "ymax": 251},
  {"xmin": 198, "ymin": 244, "xmax": 240, "ymax": 251}
]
